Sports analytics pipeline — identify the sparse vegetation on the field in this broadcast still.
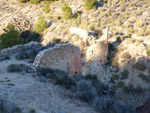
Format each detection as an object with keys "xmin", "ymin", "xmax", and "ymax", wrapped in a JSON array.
[
  {"xmin": 61, "ymin": 4, "xmax": 73, "ymax": 19},
  {"xmin": 7, "ymin": 64, "xmax": 33, "ymax": 73},
  {"xmin": 52, "ymin": 37, "xmax": 61, "ymax": 43},
  {"xmin": 121, "ymin": 52, "xmax": 130, "ymax": 59},
  {"xmin": 83, "ymin": 0, "xmax": 97, "ymax": 10},
  {"xmin": 123, "ymin": 84, "xmax": 143, "ymax": 94},
  {"xmin": 134, "ymin": 62, "xmax": 146, "ymax": 71},
  {"xmin": 42, "ymin": 2, "xmax": 51, "ymax": 14},
  {"xmin": 37, "ymin": 68, "xmax": 76, "ymax": 89},
  {"xmin": 110, "ymin": 56, "xmax": 119, "ymax": 68},
  {"xmin": 35, "ymin": 16, "xmax": 47, "ymax": 33},
  {"xmin": 117, "ymin": 80, "xmax": 124, "ymax": 88},
  {"xmin": 110, "ymin": 74, "xmax": 120, "ymax": 83},
  {"xmin": 121, "ymin": 69, "xmax": 129, "ymax": 79},
  {"xmin": 30, "ymin": 0, "xmax": 40, "ymax": 4}
]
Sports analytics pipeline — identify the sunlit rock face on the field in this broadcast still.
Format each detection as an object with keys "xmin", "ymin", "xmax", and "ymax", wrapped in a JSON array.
[
  {"xmin": 69, "ymin": 27, "xmax": 89, "ymax": 38},
  {"xmin": 33, "ymin": 43, "xmax": 82, "ymax": 76},
  {"xmin": 85, "ymin": 27, "xmax": 109, "ymax": 63}
]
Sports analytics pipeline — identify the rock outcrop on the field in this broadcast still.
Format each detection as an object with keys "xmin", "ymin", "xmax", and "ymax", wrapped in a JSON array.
[
  {"xmin": 69, "ymin": 27, "xmax": 89, "ymax": 38},
  {"xmin": 33, "ymin": 43, "xmax": 82, "ymax": 76},
  {"xmin": 85, "ymin": 27, "xmax": 109, "ymax": 63}
]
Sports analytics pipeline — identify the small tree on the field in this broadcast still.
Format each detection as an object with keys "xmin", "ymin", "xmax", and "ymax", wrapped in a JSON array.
[
  {"xmin": 35, "ymin": 16, "xmax": 47, "ymax": 33},
  {"xmin": 61, "ymin": 4, "xmax": 73, "ymax": 19},
  {"xmin": 0, "ymin": 24, "xmax": 24, "ymax": 49},
  {"xmin": 42, "ymin": 2, "xmax": 51, "ymax": 14},
  {"xmin": 83, "ymin": 0, "xmax": 97, "ymax": 10}
]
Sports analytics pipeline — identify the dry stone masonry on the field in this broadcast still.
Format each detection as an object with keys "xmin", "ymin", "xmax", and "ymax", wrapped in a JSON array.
[{"xmin": 33, "ymin": 43, "xmax": 82, "ymax": 76}]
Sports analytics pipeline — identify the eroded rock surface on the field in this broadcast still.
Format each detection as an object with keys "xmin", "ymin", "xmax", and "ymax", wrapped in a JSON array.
[{"xmin": 33, "ymin": 43, "xmax": 82, "ymax": 76}]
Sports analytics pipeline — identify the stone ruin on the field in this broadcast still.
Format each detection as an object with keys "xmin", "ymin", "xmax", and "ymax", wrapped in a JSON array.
[{"xmin": 33, "ymin": 43, "xmax": 82, "ymax": 76}]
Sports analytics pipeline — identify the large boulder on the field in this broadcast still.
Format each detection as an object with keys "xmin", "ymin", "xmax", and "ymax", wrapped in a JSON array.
[{"xmin": 33, "ymin": 43, "xmax": 82, "ymax": 76}]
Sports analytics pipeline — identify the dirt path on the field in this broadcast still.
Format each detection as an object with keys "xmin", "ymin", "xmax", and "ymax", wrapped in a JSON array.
[{"xmin": 0, "ymin": 55, "xmax": 97, "ymax": 113}]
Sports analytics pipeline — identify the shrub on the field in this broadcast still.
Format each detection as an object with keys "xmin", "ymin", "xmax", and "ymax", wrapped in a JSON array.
[
  {"xmin": 134, "ymin": 86, "xmax": 143, "ymax": 94},
  {"xmin": 116, "ymin": 36, "xmax": 123, "ymax": 42},
  {"xmin": 117, "ymin": 80, "xmax": 124, "ymax": 88},
  {"xmin": 76, "ymin": 80, "xmax": 97, "ymax": 102},
  {"xmin": 20, "ymin": 31, "xmax": 40, "ymax": 43},
  {"xmin": 146, "ymin": 74, "xmax": 150, "ymax": 82},
  {"xmin": 18, "ymin": 0, "xmax": 29, "ymax": 3},
  {"xmin": 0, "ymin": 24, "xmax": 24, "ymax": 49},
  {"xmin": 35, "ymin": 16, "xmax": 47, "ymax": 33},
  {"xmin": 30, "ymin": 0, "xmax": 40, "ymax": 4},
  {"xmin": 145, "ymin": 25, "xmax": 150, "ymax": 35},
  {"xmin": 0, "ymin": 54, "xmax": 10, "ymax": 61},
  {"xmin": 110, "ymin": 56, "xmax": 119, "ymax": 68},
  {"xmin": 94, "ymin": 29, "xmax": 103, "ymax": 38},
  {"xmin": 7, "ymin": 64, "xmax": 33, "ymax": 73},
  {"xmin": 121, "ymin": 52, "xmax": 130, "ymax": 59},
  {"xmin": 61, "ymin": 4, "xmax": 73, "ymax": 19},
  {"xmin": 138, "ymin": 73, "xmax": 146, "ymax": 80},
  {"xmin": 94, "ymin": 96, "xmax": 136, "ymax": 113},
  {"xmin": 134, "ymin": 62, "xmax": 145, "ymax": 71},
  {"xmin": 123, "ymin": 84, "xmax": 134, "ymax": 93},
  {"xmin": 127, "ymin": 28, "xmax": 134, "ymax": 34},
  {"xmin": 83, "ymin": 0, "xmax": 97, "ymax": 10},
  {"xmin": 42, "ymin": 2, "xmax": 51, "ymax": 14},
  {"xmin": 111, "ymin": 84, "xmax": 117, "ymax": 91},
  {"xmin": 15, "ymin": 43, "xmax": 43, "ymax": 60},
  {"xmin": 136, "ymin": 19, "xmax": 145, "ymax": 27},
  {"xmin": 110, "ymin": 74, "xmax": 120, "ymax": 83},
  {"xmin": 52, "ymin": 37, "xmax": 61, "ymax": 43},
  {"xmin": 37, "ymin": 68, "xmax": 76, "ymax": 89},
  {"xmin": 121, "ymin": 69, "xmax": 129, "ymax": 79},
  {"xmin": 147, "ymin": 49, "xmax": 150, "ymax": 55}
]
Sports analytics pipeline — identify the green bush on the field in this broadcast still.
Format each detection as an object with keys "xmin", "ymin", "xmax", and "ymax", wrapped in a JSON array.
[
  {"xmin": 147, "ymin": 49, "xmax": 150, "ymax": 55},
  {"xmin": 134, "ymin": 62, "xmax": 145, "ymax": 71},
  {"xmin": 117, "ymin": 80, "xmax": 124, "ymax": 88},
  {"xmin": 110, "ymin": 74, "xmax": 120, "ymax": 83},
  {"xmin": 18, "ymin": 0, "xmax": 29, "ymax": 3},
  {"xmin": 116, "ymin": 36, "xmax": 123, "ymax": 42},
  {"xmin": 42, "ymin": 2, "xmax": 51, "ymax": 14},
  {"xmin": 83, "ymin": 0, "xmax": 97, "ymax": 10},
  {"xmin": 52, "ymin": 37, "xmax": 61, "ymax": 43},
  {"xmin": 138, "ymin": 73, "xmax": 146, "ymax": 80},
  {"xmin": 121, "ymin": 69, "xmax": 129, "ymax": 79},
  {"xmin": 35, "ymin": 16, "xmax": 47, "ymax": 33},
  {"xmin": 123, "ymin": 84, "xmax": 134, "ymax": 93},
  {"xmin": 0, "ymin": 24, "xmax": 24, "ymax": 49},
  {"xmin": 30, "ymin": 0, "xmax": 40, "ymax": 4},
  {"xmin": 61, "ymin": 4, "xmax": 73, "ymax": 19}
]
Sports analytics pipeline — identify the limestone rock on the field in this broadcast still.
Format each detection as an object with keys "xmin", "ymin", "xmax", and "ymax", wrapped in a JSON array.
[
  {"xmin": 69, "ymin": 27, "xmax": 89, "ymax": 38},
  {"xmin": 85, "ymin": 27, "xmax": 109, "ymax": 63},
  {"xmin": 33, "ymin": 43, "xmax": 82, "ymax": 76},
  {"xmin": 86, "ymin": 41, "xmax": 108, "ymax": 63}
]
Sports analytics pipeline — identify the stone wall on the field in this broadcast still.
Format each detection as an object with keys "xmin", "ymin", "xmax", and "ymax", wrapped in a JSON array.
[{"xmin": 33, "ymin": 43, "xmax": 82, "ymax": 76}]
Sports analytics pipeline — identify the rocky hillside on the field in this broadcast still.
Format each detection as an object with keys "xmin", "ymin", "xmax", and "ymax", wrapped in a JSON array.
[{"xmin": 1, "ymin": 0, "xmax": 150, "ymax": 113}]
